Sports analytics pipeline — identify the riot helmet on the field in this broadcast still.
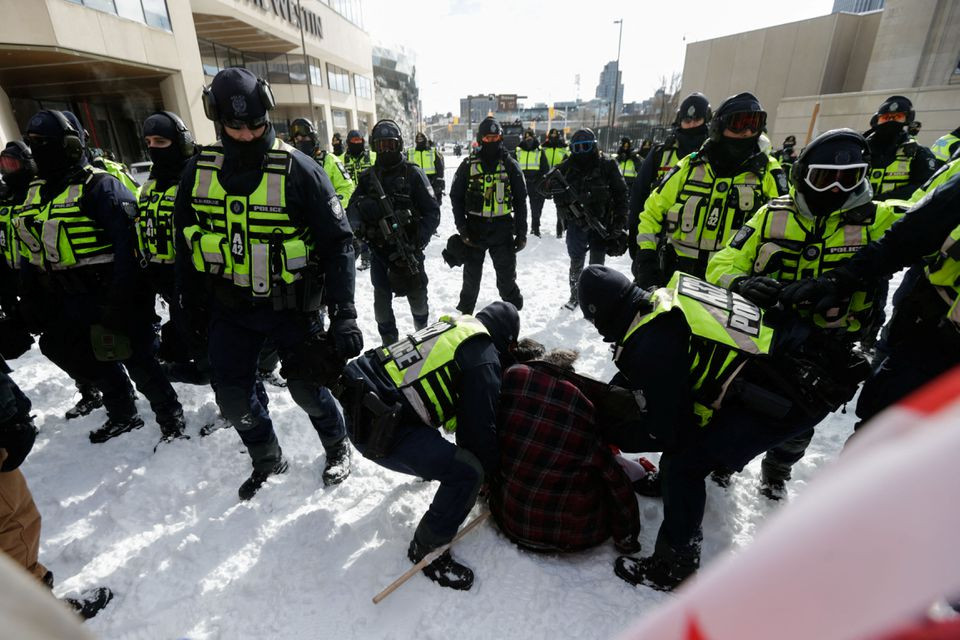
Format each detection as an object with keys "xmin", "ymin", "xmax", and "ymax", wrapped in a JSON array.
[
  {"xmin": 0, "ymin": 141, "xmax": 37, "ymax": 192},
  {"xmin": 331, "ymin": 132, "xmax": 343, "ymax": 155},
  {"xmin": 792, "ymin": 128, "xmax": 872, "ymax": 217},
  {"xmin": 675, "ymin": 92, "xmax": 712, "ymax": 128},
  {"xmin": 371, "ymin": 119, "xmax": 403, "ymax": 167},
  {"xmin": 202, "ymin": 67, "xmax": 275, "ymax": 130},
  {"xmin": 477, "ymin": 117, "xmax": 503, "ymax": 162},
  {"xmin": 25, "ymin": 110, "xmax": 85, "ymax": 179},
  {"xmin": 569, "ymin": 128, "xmax": 599, "ymax": 167},
  {"xmin": 290, "ymin": 118, "xmax": 318, "ymax": 155}
]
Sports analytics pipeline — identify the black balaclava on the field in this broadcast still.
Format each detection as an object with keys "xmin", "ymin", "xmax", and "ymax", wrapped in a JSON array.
[
  {"xmin": 26, "ymin": 110, "xmax": 85, "ymax": 180},
  {"xmin": 713, "ymin": 136, "xmax": 759, "ymax": 172},
  {"xmin": 617, "ymin": 137, "xmax": 631, "ymax": 160},
  {"xmin": 520, "ymin": 130, "xmax": 538, "ymax": 151},
  {"xmin": 868, "ymin": 95, "xmax": 912, "ymax": 150},
  {"xmin": 477, "ymin": 117, "xmax": 502, "ymax": 165},
  {"xmin": 546, "ymin": 129, "xmax": 561, "ymax": 148},
  {"xmin": 0, "ymin": 141, "xmax": 36, "ymax": 194},
  {"xmin": 577, "ymin": 265, "xmax": 650, "ymax": 343},
  {"xmin": 569, "ymin": 129, "xmax": 599, "ymax": 170},
  {"xmin": 143, "ymin": 113, "xmax": 189, "ymax": 181},
  {"xmin": 676, "ymin": 125, "xmax": 708, "ymax": 156},
  {"xmin": 331, "ymin": 133, "xmax": 343, "ymax": 155},
  {"xmin": 415, "ymin": 132, "xmax": 427, "ymax": 151},
  {"xmin": 346, "ymin": 129, "xmax": 364, "ymax": 157},
  {"xmin": 869, "ymin": 121, "xmax": 903, "ymax": 149},
  {"xmin": 295, "ymin": 137, "xmax": 315, "ymax": 156},
  {"xmin": 210, "ymin": 68, "xmax": 274, "ymax": 169},
  {"xmin": 674, "ymin": 92, "xmax": 711, "ymax": 156}
]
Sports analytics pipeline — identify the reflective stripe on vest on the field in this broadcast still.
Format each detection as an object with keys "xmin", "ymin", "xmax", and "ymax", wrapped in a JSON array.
[
  {"xmin": 657, "ymin": 146, "xmax": 679, "ymax": 182},
  {"xmin": 664, "ymin": 157, "xmax": 765, "ymax": 262},
  {"xmin": 743, "ymin": 196, "xmax": 886, "ymax": 332},
  {"xmin": 184, "ymin": 139, "xmax": 311, "ymax": 296},
  {"xmin": 544, "ymin": 147, "xmax": 568, "ymax": 168},
  {"xmin": 615, "ymin": 272, "xmax": 773, "ymax": 425},
  {"xmin": 406, "ymin": 149, "xmax": 437, "ymax": 176},
  {"xmin": 618, "ymin": 157, "xmax": 638, "ymax": 179},
  {"xmin": 0, "ymin": 201, "xmax": 20, "ymax": 270},
  {"xmin": 345, "ymin": 151, "xmax": 375, "ymax": 186},
  {"xmin": 13, "ymin": 172, "xmax": 114, "ymax": 270},
  {"xmin": 137, "ymin": 179, "xmax": 177, "ymax": 264},
  {"xmin": 870, "ymin": 143, "xmax": 914, "ymax": 195},
  {"xmin": 515, "ymin": 147, "xmax": 542, "ymax": 172},
  {"xmin": 926, "ymin": 223, "xmax": 960, "ymax": 326},
  {"xmin": 379, "ymin": 316, "xmax": 489, "ymax": 431},
  {"xmin": 930, "ymin": 134, "xmax": 960, "ymax": 163},
  {"xmin": 467, "ymin": 156, "xmax": 513, "ymax": 217}
]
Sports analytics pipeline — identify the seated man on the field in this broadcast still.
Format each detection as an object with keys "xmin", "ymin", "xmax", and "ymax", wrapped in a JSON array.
[{"xmin": 491, "ymin": 342, "xmax": 641, "ymax": 554}]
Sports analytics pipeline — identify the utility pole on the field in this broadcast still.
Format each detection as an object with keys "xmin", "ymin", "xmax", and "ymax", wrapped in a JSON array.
[
  {"xmin": 296, "ymin": 0, "xmax": 316, "ymax": 124},
  {"xmin": 609, "ymin": 18, "xmax": 623, "ymax": 150}
]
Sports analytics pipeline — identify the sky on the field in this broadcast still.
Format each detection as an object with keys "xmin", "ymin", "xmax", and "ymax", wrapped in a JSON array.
[{"xmin": 361, "ymin": 0, "xmax": 835, "ymax": 116}]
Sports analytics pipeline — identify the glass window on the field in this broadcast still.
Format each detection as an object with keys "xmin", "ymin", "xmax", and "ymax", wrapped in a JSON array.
[
  {"xmin": 114, "ymin": 0, "xmax": 144, "ymax": 22},
  {"xmin": 267, "ymin": 54, "xmax": 291, "ymax": 85},
  {"xmin": 141, "ymin": 0, "xmax": 171, "ymax": 30},
  {"xmin": 243, "ymin": 51, "xmax": 268, "ymax": 81},
  {"xmin": 287, "ymin": 54, "xmax": 307, "ymax": 85},
  {"xmin": 327, "ymin": 63, "xmax": 350, "ymax": 94},
  {"xmin": 199, "ymin": 39, "xmax": 219, "ymax": 77},
  {"xmin": 83, "ymin": 0, "xmax": 116, "ymax": 12},
  {"xmin": 354, "ymin": 74, "xmax": 372, "ymax": 99},
  {"xmin": 332, "ymin": 108, "xmax": 349, "ymax": 131},
  {"xmin": 309, "ymin": 57, "xmax": 323, "ymax": 87}
]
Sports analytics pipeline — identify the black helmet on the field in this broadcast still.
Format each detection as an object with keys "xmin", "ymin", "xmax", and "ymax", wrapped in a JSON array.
[
  {"xmin": 371, "ymin": 119, "xmax": 403, "ymax": 166},
  {"xmin": 675, "ymin": 92, "xmax": 712, "ymax": 126},
  {"xmin": 371, "ymin": 119, "xmax": 403, "ymax": 147},
  {"xmin": 620, "ymin": 136, "xmax": 631, "ymax": 145},
  {"xmin": 870, "ymin": 95, "xmax": 915, "ymax": 130},
  {"xmin": 477, "ymin": 117, "xmax": 502, "ymax": 143},
  {"xmin": 347, "ymin": 129, "xmax": 362, "ymax": 142},
  {"xmin": 709, "ymin": 92, "xmax": 765, "ymax": 142},
  {"xmin": 792, "ymin": 128, "xmax": 871, "ymax": 216},
  {"xmin": 202, "ymin": 67, "xmax": 275, "ymax": 126},
  {"xmin": 0, "ymin": 140, "xmax": 37, "ymax": 189},
  {"xmin": 290, "ymin": 118, "xmax": 317, "ymax": 140},
  {"xmin": 569, "ymin": 128, "xmax": 598, "ymax": 155},
  {"xmin": 783, "ymin": 135, "xmax": 797, "ymax": 146}
]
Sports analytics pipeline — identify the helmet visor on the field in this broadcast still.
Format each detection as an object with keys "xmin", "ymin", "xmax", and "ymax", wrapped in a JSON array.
[
  {"xmin": 804, "ymin": 163, "xmax": 868, "ymax": 192},
  {"xmin": 373, "ymin": 138, "xmax": 401, "ymax": 154},
  {"xmin": 222, "ymin": 115, "xmax": 269, "ymax": 131},
  {"xmin": 876, "ymin": 112, "xmax": 907, "ymax": 125},
  {"xmin": 0, "ymin": 155, "xmax": 22, "ymax": 174},
  {"xmin": 289, "ymin": 121, "xmax": 313, "ymax": 137},
  {"xmin": 722, "ymin": 111, "xmax": 766, "ymax": 134},
  {"xmin": 570, "ymin": 139, "xmax": 596, "ymax": 154},
  {"xmin": 480, "ymin": 133, "xmax": 502, "ymax": 143},
  {"xmin": 348, "ymin": 135, "xmax": 364, "ymax": 144}
]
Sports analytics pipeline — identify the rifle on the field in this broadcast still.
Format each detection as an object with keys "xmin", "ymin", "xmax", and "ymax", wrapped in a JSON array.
[
  {"xmin": 366, "ymin": 168, "xmax": 421, "ymax": 275},
  {"xmin": 539, "ymin": 167, "xmax": 612, "ymax": 240}
]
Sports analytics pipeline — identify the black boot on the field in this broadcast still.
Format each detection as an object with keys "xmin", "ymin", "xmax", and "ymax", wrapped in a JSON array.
[
  {"xmin": 238, "ymin": 457, "xmax": 289, "ymax": 501},
  {"xmin": 199, "ymin": 414, "xmax": 230, "ymax": 437},
  {"xmin": 759, "ymin": 472, "xmax": 787, "ymax": 501},
  {"xmin": 614, "ymin": 546, "xmax": 699, "ymax": 592},
  {"xmin": 155, "ymin": 408, "xmax": 189, "ymax": 449},
  {"xmin": 322, "ymin": 439, "xmax": 351, "ymax": 487},
  {"xmin": 65, "ymin": 385, "xmax": 103, "ymax": 420},
  {"xmin": 358, "ymin": 254, "xmax": 371, "ymax": 271},
  {"xmin": 710, "ymin": 468, "xmax": 733, "ymax": 488},
  {"xmin": 564, "ymin": 257, "xmax": 584, "ymax": 310},
  {"xmin": 89, "ymin": 415, "xmax": 145, "ymax": 443},
  {"xmin": 407, "ymin": 538, "xmax": 474, "ymax": 591},
  {"xmin": 256, "ymin": 367, "xmax": 287, "ymax": 388},
  {"xmin": 64, "ymin": 586, "xmax": 113, "ymax": 619}
]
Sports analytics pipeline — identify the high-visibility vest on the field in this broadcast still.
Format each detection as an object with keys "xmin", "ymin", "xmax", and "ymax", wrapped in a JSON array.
[
  {"xmin": 515, "ymin": 147, "xmax": 542, "ymax": 173},
  {"xmin": 182, "ymin": 139, "xmax": 312, "ymax": 297},
  {"xmin": 94, "ymin": 157, "xmax": 140, "ymax": 198},
  {"xmin": 344, "ymin": 150, "xmax": 376, "ymax": 186},
  {"xmin": 869, "ymin": 141, "xmax": 917, "ymax": 196},
  {"xmin": 543, "ymin": 146, "xmax": 568, "ymax": 168},
  {"xmin": 930, "ymin": 133, "xmax": 960, "ymax": 163},
  {"xmin": 926, "ymin": 223, "xmax": 960, "ymax": 327},
  {"xmin": 616, "ymin": 272, "xmax": 773, "ymax": 425},
  {"xmin": 657, "ymin": 146, "xmax": 680, "ymax": 182},
  {"xmin": 406, "ymin": 148, "xmax": 437, "ymax": 176},
  {"xmin": 136, "ymin": 179, "xmax": 177, "ymax": 264},
  {"xmin": 466, "ymin": 154, "xmax": 513, "ymax": 218},
  {"xmin": 13, "ymin": 170, "xmax": 114, "ymax": 270},
  {"xmin": 0, "ymin": 196, "xmax": 22, "ymax": 270},
  {"xmin": 618, "ymin": 156, "xmax": 638, "ymax": 180},
  {"xmin": 378, "ymin": 315, "xmax": 489, "ymax": 431}
]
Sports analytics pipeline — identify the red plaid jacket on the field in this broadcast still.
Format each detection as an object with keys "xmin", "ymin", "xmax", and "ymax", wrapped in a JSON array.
[{"xmin": 492, "ymin": 362, "xmax": 641, "ymax": 552}]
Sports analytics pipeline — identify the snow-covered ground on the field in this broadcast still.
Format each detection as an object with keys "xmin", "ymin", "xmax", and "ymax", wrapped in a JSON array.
[{"xmin": 14, "ymin": 154, "xmax": 861, "ymax": 639}]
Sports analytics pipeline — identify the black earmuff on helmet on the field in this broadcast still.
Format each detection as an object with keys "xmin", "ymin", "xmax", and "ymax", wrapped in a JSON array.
[{"xmin": 202, "ymin": 77, "xmax": 276, "ymax": 122}]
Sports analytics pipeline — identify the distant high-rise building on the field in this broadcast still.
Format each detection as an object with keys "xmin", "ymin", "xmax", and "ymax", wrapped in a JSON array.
[
  {"xmin": 832, "ymin": 0, "xmax": 884, "ymax": 13},
  {"xmin": 595, "ymin": 61, "xmax": 624, "ymax": 116}
]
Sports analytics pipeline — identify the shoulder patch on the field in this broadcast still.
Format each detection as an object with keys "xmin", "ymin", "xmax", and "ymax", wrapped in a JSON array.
[
  {"xmin": 120, "ymin": 200, "xmax": 138, "ymax": 221},
  {"xmin": 729, "ymin": 225, "xmax": 755, "ymax": 249},
  {"xmin": 328, "ymin": 195, "xmax": 344, "ymax": 219}
]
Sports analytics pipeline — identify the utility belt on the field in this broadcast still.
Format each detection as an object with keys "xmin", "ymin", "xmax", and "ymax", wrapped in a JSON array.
[
  {"xmin": 205, "ymin": 266, "xmax": 324, "ymax": 312},
  {"xmin": 334, "ymin": 374, "xmax": 402, "ymax": 459},
  {"xmin": 48, "ymin": 263, "xmax": 112, "ymax": 296}
]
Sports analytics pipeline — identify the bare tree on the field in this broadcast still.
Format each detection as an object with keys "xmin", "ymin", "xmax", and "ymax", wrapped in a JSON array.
[{"xmin": 657, "ymin": 72, "xmax": 683, "ymax": 128}]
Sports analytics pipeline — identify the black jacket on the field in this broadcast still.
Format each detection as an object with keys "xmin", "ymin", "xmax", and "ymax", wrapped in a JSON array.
[
  {"xmin": 865, "ymin": 130, "xmax": 940, "ymax": 201},
  {"xmin": 555, "ymin": 154, "xmax": 627, "ymax": 230},
  {"xmin": 450, "ymin": 150, "xmax": 528, "ymax": 239}
]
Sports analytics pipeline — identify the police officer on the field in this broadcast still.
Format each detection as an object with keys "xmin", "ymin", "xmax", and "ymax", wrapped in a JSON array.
[
  {"xmin": 865, "ymin": 96, "xmax": 938, "ymax": 201},
  {"xmin": 331, "ymin": 131, "xmax": 344, "ymax": 158},
  {"xmin": 707, "ymin": 129, "xmax": 899, "ymax": 498},
  {"xmin": 628, "ymin": 92, "xmax": 712, "ymax": 261},
  {"xmin": 615, "ymin": 137, "xmax": 641, "ymax": 194},
  {"xmin": 450, "ymin": 116, "xmax": 527, "ymax": 314},
  {"xmin": 290, "ymin": 118, "xmax": 355, "ymax": 208},
  {"xmin": 781, "ymin": 171, "xmax": 960, "ymax": 429},
  {"xmin": 337, "ymin": 301, "xmax": 520, "ymax": 591},
  {"xmin": 634, "ymin": 92, "xmax": 787, "ymax": 289},
  {"xmin": 772, "ymin": 134, "xmax": 798, "ymax": 176},
  {"xmin": 407, "ymin": 132, "xmax": 445, "ymax": 204},
  {"xmin": 544, "ymin": 128, "xmax": 627, "ymax": 310},
  {"xmin": 175, "ymin": 68, "xmax": 362, "ymax": 499},
  {"xmin": 342, "ymin": 129, "xmax": 376, "ymax": 271},
  {"xmin": 346, "ymin": 119, "xmax": 440, "ymax": 345},
  {"xmin": 637, "ymin": 139, "xmax": 653, "ymax": 159},
  {"xmin": 930, "ymin": 125, "xmax": 960, "ymax": 164},
  {"xmin": 577, "ymin": 266, "xmax": 833, "ymax": 591},
  {"xmin": 514, "ymin": 128, "xmax": 549, "ymax": 237},
  {"xmin": 543, "ymin": 128, "xmax": 569, "ymax": 238},
  {"xmin": 17, "ymin": 109, "xmax": 184, "ymax": 444}
]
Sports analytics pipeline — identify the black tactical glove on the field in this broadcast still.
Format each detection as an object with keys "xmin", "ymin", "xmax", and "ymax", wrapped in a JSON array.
[
  {"xmin": 780, "ymin": 269, "xmax": 857, "ymax": 315},
  {"xmin": 0, "ymin": 414, "xmax": 37, "ymax": 472},
  {"xmin": 513, "ymin": 235, "xmax": 527, "ymax": 253},
  {"xmin": 329, "ymin": 304, "xmax": 363, "ymax": 358},
  {"xmin": 631, "ymin": 249, "xmax": 663, "ymax": 291},
  {"xmin": 734, "ymin": 276, "xmax": 783, "ymax": 310},
  {"xmin": 605, "ymin": 231, "xmax": 628, "ymax": 257}
]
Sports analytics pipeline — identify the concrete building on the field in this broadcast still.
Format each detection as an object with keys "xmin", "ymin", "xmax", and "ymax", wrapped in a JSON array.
[
  {"xmin": 595, "ymin": 60, "xmax": 623, "ymax": 117},
  {"xmin": 0, "ymin": 0, "xmax": 376, "ymax": 164},
  {"xmin": 679, "ymin": 0, "xmax": 960, "ymax": 147},
  {"xmin": 372, "ymin": 44, "xmax": 418, "ymax": 142}
]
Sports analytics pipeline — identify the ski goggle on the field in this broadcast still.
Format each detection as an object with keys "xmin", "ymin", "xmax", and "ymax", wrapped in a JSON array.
[
  {"xmin": 0, "ymin": 155, "xmax": 22, "ymax": 174},
  {"xmin": 480, "ymin": 133, "xmax": 502, "ymax": 143},
  {"xmin": 373, "ymin": 138, "xmax": 401, "ymax": 153},
  {"xmin": 721, "ymin": 111, "xmax": 766, "ymax": 134},
  {"xmin": 570, "ymin": 139, "xmax": 597, "ymax": 154},
  {"xmin": 876, "ymin": 112, "xmax": 907, "ymax": 124},
  {"xmin": 221, "ymin": 116, "xmax": 269, "ymax": 131},
  {"xmin": 803, "ymin": 163, "xmax": 868, "ymax": 192},
  {"xmin": 348, "ymin": 135, "xmax": 364, "ymax": 144}
]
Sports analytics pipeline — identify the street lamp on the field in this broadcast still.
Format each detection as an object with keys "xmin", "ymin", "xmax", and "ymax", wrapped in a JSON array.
[{"xmin": 609, "ymin": 19, "xmax": 624, "ymax": 149}]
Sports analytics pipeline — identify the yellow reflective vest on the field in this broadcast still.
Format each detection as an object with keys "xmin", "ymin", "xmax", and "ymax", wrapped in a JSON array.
[
  {"xmin": 926, "ymin": 223, "xmax": 960, "ymax": 327},
  {"xmin": 465, "ymin": 154, "xmax": 513, "ymax": 217},
  {"xmin": 515, "ymin": 147, "xmax": 542, "ymax": 173},
  {"xmin": 136, "ymin": 179, "xmax": 177, "ymax": 265},
  {"xmin": 869, "ymin": 140, "xmax": 918, "ymax": 197},
  {"xmin": 543, "ymin": 146, "xmax": 568, "ymax": 168},
  {"xmin": 407, "ymin": 148, "xmax": 438, "ymax": 176}
]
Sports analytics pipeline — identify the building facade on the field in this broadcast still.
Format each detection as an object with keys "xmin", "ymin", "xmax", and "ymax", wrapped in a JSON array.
[
  {"xmin": 0, "ymin": 0, "xmax": 376, "ymax": 164},
  {"xmin": 372, "ymin": 44, "xmax": 418, "ymax": 142},
  {"xmin": 679, "ymin": 0, "xmax": 960, "ymax": 147},
  {"xmin": 595, "ymin": 60, "xmax": 623, "ymax": 118},
  {"xmin": 833, "ymin": 0, "xmax": 884, "ymax": 13}
]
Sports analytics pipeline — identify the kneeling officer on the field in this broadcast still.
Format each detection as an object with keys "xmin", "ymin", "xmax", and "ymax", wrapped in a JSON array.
[{"xmin": 337, "ymin": 301, "xmax": 520, "ymax": 591}]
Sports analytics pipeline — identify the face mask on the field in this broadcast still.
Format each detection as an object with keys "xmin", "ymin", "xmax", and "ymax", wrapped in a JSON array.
[
  {"xmin": 347, "ymin": 141, "xmax": 364, "ymax": 156},
  {"xmin": 415, "ymin": 139, "xmax": 426, "ymax": 150},
  {"xmin": 479, "ymin": 141, "xmax": 501, "ymax": 163},
  {"xmin": 148, "ymin": 145, "xmax": 184, "ymax": 179},
  {"xmin": 872, "ymin": 121, "xmax": 902, "ymax": 145},
  {"xmin": 295, "ymin": 139, "xmax": 315, "ymax": 156},
  {"xmin": 521, "ymin": 138, "xmax": 536, "ymax": 150},
  {"xmin": 332, "ymin": 142, "xmax": 343, "ymax": 155},
  {"xmin": 31, "ymin": 140, "xmax": 73, "ymax": 180},
  {"xmin": 800, "ymin": 187, "xmax": 850, "ymax": 217},
  {"xmin": 676, "ymin": 125, "xmax": 708, "ymax": 153},
  {"xmin": 221, "ymin": 124, "xmax": 274, "ymax": 168},
  {"xmin": 572, "ymin": 151, "xmax": 598, "ymax": 168},
  {"xmin": 714, "ymin": 136, "xmax": 757, "ymax": 170},
  {"xmin": 0, "ymin": 169, "xmax": 31, "ymax": 192}
]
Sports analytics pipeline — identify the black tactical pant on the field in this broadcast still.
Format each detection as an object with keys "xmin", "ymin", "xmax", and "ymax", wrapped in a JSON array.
[
  {"xmin": 527, "ymin": 189, "xmax": 545, "ymax": 235},
  {"xmin": 457, "ymin": 216, "xmax": 522, "ymax": 314},
  {"xmin": 370, "ymin": 253, "xmax": 429, "ymax": 345},
  {"xmin": 566, "ymin": 222, "xmax": 607, "ymax": 304},
  {"xmin": 761, "ymin": 429, "xmax": 815, "ymax": 484}
]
